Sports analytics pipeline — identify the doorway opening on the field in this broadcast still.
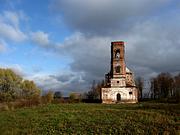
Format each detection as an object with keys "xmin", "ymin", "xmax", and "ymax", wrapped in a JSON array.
[{"xmin": 117, "ymin": 93, "xmax": 121, "ymax": 101}]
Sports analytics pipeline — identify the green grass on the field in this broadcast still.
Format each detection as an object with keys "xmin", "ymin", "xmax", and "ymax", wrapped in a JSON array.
[{"xmin": 0, "ymin": 102, "xmax": 179, "ymax": 135}]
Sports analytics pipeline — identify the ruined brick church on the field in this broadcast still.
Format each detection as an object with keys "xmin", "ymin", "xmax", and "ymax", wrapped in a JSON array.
[{"xmin": 101, "ymin": 41, "xmax": 138, "ymax": 103}]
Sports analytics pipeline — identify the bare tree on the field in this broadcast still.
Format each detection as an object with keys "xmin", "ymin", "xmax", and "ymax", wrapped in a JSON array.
[
  {"xmin": 86, "ymin": 80, "xmax": 105, "ymax": 100},
  {"xmin": 150, "ymin": 72, "xmax": 174, "ymax": 99},
  {"xmin": 136, "ymin": 77, "xmax": 144, "ymax": 100},
  {"xmin": 174, "ymin": 73, "xmax": 180, "ymax": 102}
]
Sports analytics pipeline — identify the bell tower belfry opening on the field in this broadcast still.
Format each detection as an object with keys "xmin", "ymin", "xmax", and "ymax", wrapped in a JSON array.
[{"xmin": 101, "ymin": 41, "xmax": 138, "ymax": 104}]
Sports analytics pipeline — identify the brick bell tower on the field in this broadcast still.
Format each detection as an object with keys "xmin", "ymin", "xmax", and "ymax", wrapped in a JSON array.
[
  {"xmin": 111, "ymin": 41, "xmax": 126, "ymax": 77},
  {"xmin": 101, "ymin": 41, "xmax": 138, "ymax": 103},
  {"xmin": 110, "ymin": 41, "xmax": 126, "ymax": 87}
]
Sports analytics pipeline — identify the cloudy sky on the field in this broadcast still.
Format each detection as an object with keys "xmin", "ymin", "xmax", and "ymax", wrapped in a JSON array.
[{"xmin": 0, "ymin": 0, "xmax": 180, "ymax": 95}]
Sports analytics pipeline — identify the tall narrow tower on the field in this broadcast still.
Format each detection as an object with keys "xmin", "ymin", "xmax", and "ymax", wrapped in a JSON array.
[
  {"xmin": 101, "ymin": 41, "xmax": 138, "ymax": 103},
  {"xmin": 110, "ymin": 41, "xmax": 126, "ymax": 87},
  {"xmin": 111, "ymin": 41, "xmax": 126, "ymax": 77}
]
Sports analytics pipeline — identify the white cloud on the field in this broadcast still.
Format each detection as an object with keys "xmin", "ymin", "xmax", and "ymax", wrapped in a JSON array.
[
  {"xmin": 0, "ymin": 10, "xmax": 27, "ymax": 42},
  {"xmin": 2, "ymin": 10, "xmax": 28, "ymax": 27},
  {"xmin": 31, "ymin": 31, "xmax": 50, "ymax": 47},
  {"xmin": 0, "ymin": 22, "xmax": 27, "ymax": 42},
  {"xmin": 32, "ymin": 74, "xmax": 63, "ymax": 90},
  {"xmin": 3, "ymin": 10, "xmax": 19, "ymax": 28},
  {"xmin": 10, "ymin": 64, "xmax": 25, "ymax": 77},
  {"xmin": 29, "ymin": 72, "xmax": 86, "ymax": 96},
  {"xmin": 0, "ymin": 39, "xmax": 7, "ymax": 52},
  {"xmin": 0, "ymin": 63, "xmax": 25, "ymax": 77}
]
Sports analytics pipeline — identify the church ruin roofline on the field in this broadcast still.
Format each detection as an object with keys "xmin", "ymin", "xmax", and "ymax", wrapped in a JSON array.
[
  {"xmin": 111, "ymin": 41, "xmax": 124, "ymax": 46},
  {"xmin": 111, "ymin": 41, "xmax": 124, "ymax": 45},
  {"xmin": 126, "ymin": 67, "xmax": 132, "ymax": 73}
]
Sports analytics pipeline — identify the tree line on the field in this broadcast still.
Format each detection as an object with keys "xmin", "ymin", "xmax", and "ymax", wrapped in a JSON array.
[
  {"xmin": 0, "ymin": 68, "xmax": 179, "ymax": 105},
  {"xmin": 51, "ymin": 72, "xmax": 180, "ymax": 103},
  {"xmin": 150, "ymin": 72, "xmax": 180, "ymax": 102},
  {"xmin": 0, "ymin": 68, "xmax": 98, "ymax": 105},
  {"xmin": 86, "ymin": 72, "xmax": 180, "ymax": 103}
]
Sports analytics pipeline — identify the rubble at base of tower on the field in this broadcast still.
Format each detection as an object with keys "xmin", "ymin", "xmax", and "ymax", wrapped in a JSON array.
[{"xmin": 101, "ymin": 41, "xmax": 138, "ymax": 104}]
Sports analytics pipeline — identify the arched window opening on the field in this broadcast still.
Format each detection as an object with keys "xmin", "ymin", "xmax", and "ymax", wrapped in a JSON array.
[
  {"xmin": 115, "ymin": 65, "xmax": 121, "ymax": 73},
  {"xmin": 115, "ymin": 49, "xmax": 120, "ymax": 58}
]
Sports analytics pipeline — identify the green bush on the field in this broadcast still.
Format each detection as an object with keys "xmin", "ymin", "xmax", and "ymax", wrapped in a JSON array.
[
  {"xmin": 41, "ymin": 91, "xmax": 54, "ymax": 104},
  {"xmin": 0, "ymin": 68, "xmax": 41, "ymax": 102}
]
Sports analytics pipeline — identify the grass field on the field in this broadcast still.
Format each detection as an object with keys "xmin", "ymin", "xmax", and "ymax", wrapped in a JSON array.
[{"xmin": 0, "ymin": 102, "xmax": 179, "ymax": 135}]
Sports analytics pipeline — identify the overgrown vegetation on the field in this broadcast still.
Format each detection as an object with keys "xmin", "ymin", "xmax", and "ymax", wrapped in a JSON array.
[
  {"xmin": 0, "ymin": 103, "xmax": 179, "ymax": 134},
  {"xmin": 0, "ymin": 68, "xmax": 40, "ymax": 103}
]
